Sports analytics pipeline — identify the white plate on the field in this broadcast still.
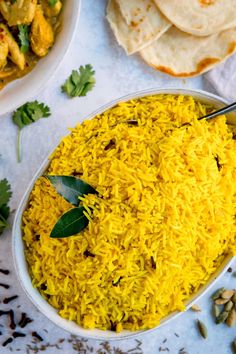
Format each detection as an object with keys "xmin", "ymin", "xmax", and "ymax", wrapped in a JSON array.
[
  {"xmin": 12, "ymin": 88, "xmax": 235, "ymax": 340},
  {"xmin": 0, "ymin": 0, "xmax": 81, "ymax": 116}
]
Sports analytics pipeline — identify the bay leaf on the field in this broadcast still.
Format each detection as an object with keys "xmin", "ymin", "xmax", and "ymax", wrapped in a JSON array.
[
  {"xmin": 46, "ymin": 175, "xmax": 97, "ymax": 206},
  {"xmin": 50, "ymin": 206, "xmax": 89, "ymax": 238}
]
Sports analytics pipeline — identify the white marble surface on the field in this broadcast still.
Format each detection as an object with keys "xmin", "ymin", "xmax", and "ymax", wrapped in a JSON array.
[{"xmin": 0, "ymin": 0, "xmax": 235, "ymax": 353}]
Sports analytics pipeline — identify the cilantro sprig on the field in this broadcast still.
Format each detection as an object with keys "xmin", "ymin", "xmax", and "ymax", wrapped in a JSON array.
[
  {"xmin": 0, "ymin": 179, "xmax": 12, "ymax": 236},
  {"xmin": 12, "ymin": 101, "xmax": 51, "ymax": 163},
  {"xmin": 18, "ymin": 25, "xmax": 30, "ymax": 53},
  {"xmin": 61, "ymin": 64, "xmax": 96, "ymax": 98}
]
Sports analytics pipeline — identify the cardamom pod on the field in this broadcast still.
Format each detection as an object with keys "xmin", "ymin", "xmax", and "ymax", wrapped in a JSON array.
[
  {"xmin": 211, "ymin": 287, "xmax": 225, "ymax": 300},
  {"xmin": 221, "ymin": 290, "xmax": 234, "ymax": 300},
  {"xmin": 215, "ymin": 298, "xmax": 229, "ymax": 305},
  {"xmin": 197, "ymin": 320, "xmax": 208, "ymax": 339},
  {"xmin": 212, "ymin": 304, "xmax": 220, "ymax": 318},
  {"xmin": 226, "ymin": 309, "xmax": 236, "ymax": 327},
  {"xmin": 225, "ymin": 300, "xmax": 234, "ymax": 312},
  {"xmin": 191, "ymin": 304, "xmax": 201, "ymax": 312},
  {"xmin": 216, "ymin": 311, "xmax": 228, "ymax": 324},
  {"xmin": 232, "ymin": 340, "xmax": 236, "ymax": 354},
  {"xmin": 232, "ymin": 292, "xmax": 236, "ymax": 304}
]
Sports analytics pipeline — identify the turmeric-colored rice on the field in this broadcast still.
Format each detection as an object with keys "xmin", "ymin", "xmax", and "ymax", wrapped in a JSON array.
[{"xmin": 23, "ymin": 94, "xmax": 236, "ymax": 331}]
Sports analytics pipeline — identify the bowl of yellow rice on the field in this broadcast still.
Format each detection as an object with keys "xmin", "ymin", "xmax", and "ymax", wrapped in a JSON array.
[{"xmin": 13, "ymin": 88, "xmax": 236, "ymax": 340}]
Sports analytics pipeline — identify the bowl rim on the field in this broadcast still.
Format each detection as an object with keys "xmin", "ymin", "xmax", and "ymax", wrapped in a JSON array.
[
  {"xmin": 0, "ymin": 0, "xmax": 81, "ymax": 116},
  {"xmin": 12, "ymin": 87, "xmax": 235, "ymax": 340}
]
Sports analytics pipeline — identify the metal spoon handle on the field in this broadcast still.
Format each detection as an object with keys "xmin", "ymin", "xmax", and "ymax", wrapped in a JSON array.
[{"xmin": 199, "ymin": 101, "xmax": 236, "ymax": 121}]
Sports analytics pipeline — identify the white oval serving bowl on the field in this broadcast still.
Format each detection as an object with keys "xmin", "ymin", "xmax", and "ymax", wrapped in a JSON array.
[
  {"xmin": 13, "ymin": 88, "xmax": 235, "ymax": 340},
  {"xmin": 0, "ymin": 0, "xmax": 81, "ymax": 116}
]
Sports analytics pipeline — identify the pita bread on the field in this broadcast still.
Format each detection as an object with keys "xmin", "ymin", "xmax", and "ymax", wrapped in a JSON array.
[
  {"xmin": 154, "ymin": 0, "xmax": 236, "ymax": 36},
  {"xmin": 106, "ymin": 0, "xmax": 171, "ymax": 55},
  {"xmin": 140, "ymin": 26, "xmax": 236, "ymax": 77}
]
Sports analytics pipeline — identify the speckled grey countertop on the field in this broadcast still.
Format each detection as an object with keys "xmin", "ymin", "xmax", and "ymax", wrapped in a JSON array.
[{"xmin": 0, "ymin": 0, "xmax": 235, "ymax": 353}]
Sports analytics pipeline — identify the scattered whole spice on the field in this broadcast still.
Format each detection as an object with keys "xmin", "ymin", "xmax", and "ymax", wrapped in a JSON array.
[
  {"xmin": 232, "ymin": 292, "xmax": 236, "ymax": 303},
  {"xmin": 226, "ymin": 309, "xmax": 236, "ymax": 327},
  {"xmin": 227, "ymin": 267, "xmax": 232, "ymax": 273},
  {"xmin": 225, "ymin": 300, "xmax": 234, "ymax": 312},
  {"xmin": 0, "ymin": 269, "xmax": 10, "ymax": 275},
  {"xmin": 12, "ymin": 331, "xmax": 26, "ymax": 338},
  {"xmin": 190, "ymin": 304, "xmax": 201, "ymax": 312},
  {"xmin": 0, "ymin": 310, "xmax": 16, "ymax": 331},
  {"xmin": 232, "ymin": 340, "xmax": 236, "ymax": 354},
  {"xmin": 216, "ymin": 311, "xmax": 228, "ymax": 324},
  {"xmin": 214, "ymin": 155, "xmax": 222, "ymax": 171},
  {"xmin": 19, "ymin": 316, "xmax": 33, "ymax": 329},
  {"xmin": 17, "ymin": 312, "xmax": 33, "ymax": 329},
  {"xmin": 211, "ymin": 287, "xmax": 225, "ymax": 300},
  {"xmin": 9, "ymin": 310, "xmax": 16, "ymax": 330},
  {"xmin": 150, "ymin": 256, "xmax": 156, "ymax": 270},
  {"xmin": 104, "ymin": 139, "xmax": 116, "ymax": 151},
  {"xmin": 212, "ymin": 303, "xmax": 220, "ymax": 318},
  {"xmin": 126, "ymin": 119, "xmax": 138, "ymax": 125},
  {"xmin": 211, "ymin": 288, "xmax": 236, "ymax": 327},
  {"xmin": 2, "ymin": 337, "xmax": 13, "ymax": 347},
  {"xmin": 215, "ymin": 298, "xmax": 229, "ymax": 305},
  {"xmin": 83, "ymin": 249, "xmax": 95, "ymax": 258},
  {"xmin": 197, "ymin": 320, "xmax": 208, "ymax": 339},
  {"xmin": 32, "ymin": 331, "xmax": 43, "ymax": 341},
  {"xmin": 0, "ymin": 283, "xmax": 10, "ymax": 289},
  {"xmin": 3, "ymin": 295, "xmax": 19, "ymax": 304},
  {"xmin": 110, "ymin": 321, "xmax": 117, "ymax": 332},
  {"xmin": 18, "ymin": 312, "xmax": 27, "ymax": 327},
  {"xmin": 221, "ymin": 290, "xmax": 234, "ymax": 300}
]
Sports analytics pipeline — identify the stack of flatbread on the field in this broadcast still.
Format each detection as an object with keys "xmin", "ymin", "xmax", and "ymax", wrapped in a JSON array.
[{"xmin": 107, "ymin": 0, "xmax": 236, "ymax": 77}]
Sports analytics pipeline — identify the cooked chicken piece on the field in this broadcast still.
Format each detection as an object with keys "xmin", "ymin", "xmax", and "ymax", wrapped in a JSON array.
[
  {"xmin": 30, "ymin": 5, "xmax": 54, "ymax": 57},
  {"xmin": 40, "ymin": 0, "xmax": 62, "ymax": 17},
  {"xmin": 0, "ymin": 0, "xmax": 37, "ymax": 26},
  {"xmin": 0, "ymin": 67, "xmax": 17, "ymax": 79},
  {"xmin": 0, "ymin": 24, "xmax": 25, "ymax": 70},
  {"xmin": 0, "ymin": 35, "xmax": 8, "ymax": 70}
]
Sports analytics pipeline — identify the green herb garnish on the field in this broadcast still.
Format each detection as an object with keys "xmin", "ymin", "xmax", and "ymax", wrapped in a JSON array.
[
  {"xmin": 46, "ymin": 176, "xmax": 97, "ymax": 238},
  {"xmin": 61, "ymin": 64, "xmax": 96, "ymax": 98},
  {"xmin": 18, "ymin": 25, "xmax": 30, "ymax": 53},
  {"xmin": 12, "ymin": 101, "xmax": 51, "ymax": 163},
  {"xmin": 0, "ymin": 179, "xmax": 12, "ymax": 236},
  {"xmin": 48, "ymin": 0, "xmax": 58, "ymax": 6},
  {"xmin": 46, "ymin": 175, "xmax": 97, "ymax": 205},
  {"xmin": 50, "ymin": 206, "xmax": 89, "ymax": 238}
]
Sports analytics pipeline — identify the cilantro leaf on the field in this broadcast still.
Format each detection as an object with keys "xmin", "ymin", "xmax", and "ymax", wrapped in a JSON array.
[
  {"xmin": 0, "ymin": 179, "xmax": 12, "ymax": 236},
  {"xmin": 0, "ymin": 179, "xmax": 12, "ymax": 208},
  {"xmin": 18, "ymin": 25, "xmax": 30, "ymax": 53},
  {"xmin": 61, "ymin": 64, "xmax": 96, "ymax": 98},
  {"xmin": 0, "ymin": 219, "xmax": 8, "ymax": 235},
  {"xmin": 12, "ymin": 101, "xmax": 51, "ymax": 162},
  {"xmin": 48, "ymin": 0, "xmax": 58, "ymax": 6},
  {"xmin": 0, "ymin": 205, "xmax": 10, "ymax": 220}
]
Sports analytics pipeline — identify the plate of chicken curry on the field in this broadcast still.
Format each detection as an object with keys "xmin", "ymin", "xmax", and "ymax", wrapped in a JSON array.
[{"xmin": 0, "ymin": 0, "xmax": 80, "ymax": 115}]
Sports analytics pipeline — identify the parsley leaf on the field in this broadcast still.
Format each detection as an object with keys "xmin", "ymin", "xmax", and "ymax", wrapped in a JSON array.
[
  {"xmin": 12, "ymin": 101, "xmax": 51, "ymax": 162},
  {"xmin": 18, "ymin": 25, "xmax": 30, "ymax": 53},
  {"xmin": 61, "ymin": 64, "xmax": 96, "ymax": 98},
  {"xmin": 48, "ymin": 0, "xmax": 58, "ymax": 6},
  {"xmin": 0, "ymin": 179, "xmax": 12, "ymax": 236}
]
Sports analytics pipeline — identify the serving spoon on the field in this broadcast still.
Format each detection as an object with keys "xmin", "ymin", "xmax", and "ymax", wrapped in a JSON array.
[{"xmin": 199, "ymin": 101, "xmax": 236, "ymax": 121}]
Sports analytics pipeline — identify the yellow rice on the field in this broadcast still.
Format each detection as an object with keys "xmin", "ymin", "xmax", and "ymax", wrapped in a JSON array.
[{"xmin": 23, "ymin": 94, "xmax": 236, "ymax": 331}]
